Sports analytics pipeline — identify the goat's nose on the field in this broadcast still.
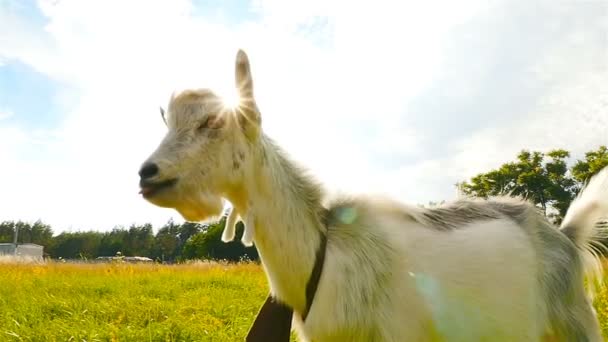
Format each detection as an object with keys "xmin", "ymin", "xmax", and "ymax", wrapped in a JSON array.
[{"xmin": 139, "ymin": 162, "xmax": 159, "ymax": 179}]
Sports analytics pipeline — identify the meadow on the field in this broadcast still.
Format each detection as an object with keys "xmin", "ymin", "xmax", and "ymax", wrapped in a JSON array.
[
  {"xmin": 1, "ymin": 259, "xmax": 608, "ymax": 341},
  {"xmin": 0, "ymin": 260, "xmax": 296, "ymax": 341}
]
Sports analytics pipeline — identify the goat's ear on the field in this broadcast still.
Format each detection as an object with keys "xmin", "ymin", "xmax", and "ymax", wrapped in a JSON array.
[
  {"xmin": 235, "ymin": 49, "xmax": 261, "ymax": 139},
  {"xmin": 236, "ymin": 50, "xmax": 254, "ymax": 102},
  {"xmin": 160, "ymin": 106, "xmax": 167, "ymax": 126}
]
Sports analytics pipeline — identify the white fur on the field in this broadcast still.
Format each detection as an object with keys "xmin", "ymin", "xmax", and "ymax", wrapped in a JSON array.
[
  {"xmin": 561, "ymin": 166, "xmax": 608, "ymax": 292},
  {"xmin": 241, "ymin": 209, "xmax": 255, "ymax": 247},
  {"xmin": 139, "ymin": 50, "xmax": 607, "ymax": 341},
  {"xmin": 221, "ymin": 207, "xmax": 239, "ymax": 242},
  {"xmin": 562, "ymin": 166, "xmax": 608, "ymax": 247}
]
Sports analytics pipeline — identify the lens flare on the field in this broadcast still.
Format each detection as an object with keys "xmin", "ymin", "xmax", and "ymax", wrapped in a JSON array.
[{"xmin": 218, "ymin": 87, "xmax": 241, "ymax": 109}]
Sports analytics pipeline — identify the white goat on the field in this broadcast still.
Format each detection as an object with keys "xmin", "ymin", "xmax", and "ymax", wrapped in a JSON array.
[{"xmin": 139, "ymin": 50, "xmax": 608, "ymax": 341}]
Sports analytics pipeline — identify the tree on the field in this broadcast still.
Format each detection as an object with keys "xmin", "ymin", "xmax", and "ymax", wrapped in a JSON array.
[
  {"xmin": 48, "ymin": 231, "xmax": 102, "ymax": 259},
  {"xmin": 126, "ymin": 223, "xmax": 154, "ymax": 256},
  {"xmin": 458, "ymin": 146, "xmax": 607, "ymax": 224},
  {"xmin": 459, "ymin": 150, "xmax": 573, "ymax": 218},
  {"xmin": 98, "ymin": 228, "xmax": 129, "ymax": 257},
  {"xmin": 178, "ymin": 222, "xmax": 204, "ymax": 246},
  {"xmin": 0, "ymin": 221, "xmax": 14, "ymax": 243},
  {"xmin": 151, "ymin": 219, "xmax": 181, "ymax": 262},
  {"xmin": 571, "ymin": 146, "xmax": 608, "ymax": 184},
  {"xmin": 0, "ymin": 220, "xmax": 54, "ymax": 249},
  {"xmin": 182, "ymin": 216, "xmax": 258, "ymax": 262},
  {"xmin": 543, "ymin": 150, "xmax": 577, "ymax": 220},
  {"xmin": 29, "ymin": 220, "xmax": 54, "ymax": 247}
]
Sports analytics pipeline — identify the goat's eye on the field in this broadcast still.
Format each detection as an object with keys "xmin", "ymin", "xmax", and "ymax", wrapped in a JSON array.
[
  {"xmin": 197, "ymin": 115, "xmax": 224, "ymax": 132},
  {"xmin": 197, "ymin": 117, "xmax": 210, "ymax": 132}
]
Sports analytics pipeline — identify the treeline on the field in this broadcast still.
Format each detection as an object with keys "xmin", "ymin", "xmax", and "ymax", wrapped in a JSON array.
[
  {"xmin": 458, "ymin": 145, "xmax": 608, "ymax": 223},
  {"xmin": 3, "ymin": 146, "xmax": 607, "ymax": 261},
  {"xmin": 0, "ymin": 216, "xmax": 258, "ymax": 262}
]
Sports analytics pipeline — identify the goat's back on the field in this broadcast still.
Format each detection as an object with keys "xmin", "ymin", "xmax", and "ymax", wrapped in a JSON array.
[{"xmin": 298, "ymin": 196, "xmax": 593, "ymax": 341}]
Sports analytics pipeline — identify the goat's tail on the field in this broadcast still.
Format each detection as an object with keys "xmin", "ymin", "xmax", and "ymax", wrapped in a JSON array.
[{"xmin": 561, "ymin": 166, "xmax": 608, "ymax": 291}]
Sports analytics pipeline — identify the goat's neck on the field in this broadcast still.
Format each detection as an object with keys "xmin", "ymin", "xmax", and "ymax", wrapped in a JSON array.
[{"xmin": 227, "ymin": 135, "xmax": 325, "ymax": 314}]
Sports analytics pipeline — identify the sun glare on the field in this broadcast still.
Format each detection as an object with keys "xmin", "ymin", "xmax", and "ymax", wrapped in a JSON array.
[{"xmin": 217, "ymin": 86, "xmax": 241, "ymax": 109}]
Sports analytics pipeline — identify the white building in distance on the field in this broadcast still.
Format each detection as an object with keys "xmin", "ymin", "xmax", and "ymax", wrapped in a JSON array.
[{"xmin": 0, "ymin": 243, "xmax": 44, "ymax": 259}]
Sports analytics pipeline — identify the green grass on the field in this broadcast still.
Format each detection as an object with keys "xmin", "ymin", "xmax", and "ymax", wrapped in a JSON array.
[
  {"xmin": 0, "ymin": 260, "xmax": 274, "ymax": 341},
  {"xmin": 1, "ymin": 259, "xmax": 608, "ymax": 341}
]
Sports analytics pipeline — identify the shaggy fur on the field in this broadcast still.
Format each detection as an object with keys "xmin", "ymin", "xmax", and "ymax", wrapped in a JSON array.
[{"xmin": 139, "ymin": 50, "xmax": 608, "ymax": 341}]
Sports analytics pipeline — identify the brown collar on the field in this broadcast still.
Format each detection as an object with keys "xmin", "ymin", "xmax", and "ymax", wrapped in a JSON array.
[{"xmin": 246, "ymin": 231, "xmax": 328, "ymax": 341}]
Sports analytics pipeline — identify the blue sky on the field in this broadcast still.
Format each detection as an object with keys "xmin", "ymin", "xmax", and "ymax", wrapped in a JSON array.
[
  {"xmin": 0, "ymin": 0, "xmax": 606, "ymax": 233},
  {"xmin": 0, "ymin": 60, "xmax": 65, "ymax": 129},
  {"xmin": 0, "ymin": 1, "xmax": 57, "ymax": 127}
]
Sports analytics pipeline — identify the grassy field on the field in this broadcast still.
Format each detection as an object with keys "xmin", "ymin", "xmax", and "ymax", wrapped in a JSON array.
[
  {"xmin": 0, "ymin": 260, "xmax": 277, "ymax": 341},
  {"xmin": 1, "ymin": 259, "xmax": 608, "ymax": 341}
]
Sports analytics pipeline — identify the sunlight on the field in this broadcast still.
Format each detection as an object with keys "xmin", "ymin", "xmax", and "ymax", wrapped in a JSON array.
[{"xmin": 216, "ymin": 83, "xmax": 241, "ymax": 109}]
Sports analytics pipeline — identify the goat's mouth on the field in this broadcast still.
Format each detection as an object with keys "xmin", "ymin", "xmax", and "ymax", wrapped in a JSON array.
[{"xmin": 139, "ymin": 178, "xmax": 178, "ymax": 198}]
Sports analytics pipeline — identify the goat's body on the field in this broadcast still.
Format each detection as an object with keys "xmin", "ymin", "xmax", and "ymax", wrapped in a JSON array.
[
  {"xmin": 290, "ymin": 197, "xmax": 600, "ymax": 341},
  {"xmin": 246, "ymin": 137, "xmax": 606, "ymax": 342}
]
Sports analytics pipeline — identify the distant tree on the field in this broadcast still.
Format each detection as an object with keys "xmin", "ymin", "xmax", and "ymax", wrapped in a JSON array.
[
  {"xmin": 458, "ymin": 146, "xmax": 607, "ymax": 224},
  {"xmin": 571, "ymin": 146, "xmax": 608, "ymax": 184},
  {"xmin": 543, "ymin": 150, "xmax": 578, "ymax": 220},
  {"xmin": 126, "ymin": 223, "xmax": 154, "ymax": 256},
  {"xmin": 152, "ymin": 219, "xmax": 181, "ymax": 262},
  {"xmin": 29, "ymin": 220, "xmax": 54, "ymax": 247},
  {"xmin": 98, "ymin": 228, "xmax": 129, "ymax": 257},
  {"xmin": 459, "ymin": 150, "xmax": 574, "ymax": 219},
  {"xmin": 182, "ymin": 216, "xmax": 258, "ymax": 262},
  {"xmin": 178, "ymin": 222, "xmax": 204, "ymax": 245},
  {"xmin": 49, "ymin": 231, "xmax": 102, "ymax": 259},
  {"xmin": 0, "ymin": 221, "xmax": 13, "ymax": 242},
  {"xmin": 0, "ymin": 220, "xmax": 53, "ymax": 247}
]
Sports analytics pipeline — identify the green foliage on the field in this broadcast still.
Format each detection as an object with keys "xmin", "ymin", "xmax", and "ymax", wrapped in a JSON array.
[
  {"xmin": 151, "ymin": 218, "xmax": 181, "ymax": 262},
  {"xmin": 183, "ymin": 217, "xmax": 259, "ymax": 262},
  {"xmin": 0, "ymin": 220, "xmax": 53, "ymax": 247},
  {"xmin": 50, "ymin": 231, "xmax": 102, "ymax": 259},
  {"xmin": 459, "ymin": 146, "xmax": 607, "ymax": 223},
  {"xmin": 0, "ymin": 217, "xmax": 257, "ymax": 262},
  {"xmin": 98, "ymin": 227, "xmax": 130, "ymax": 257},
  {"xmin": 572, "ymin": 146, "xmax": 608, "ymax": 184}
]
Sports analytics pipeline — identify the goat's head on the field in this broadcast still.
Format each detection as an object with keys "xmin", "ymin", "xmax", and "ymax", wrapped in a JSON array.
[{"xmin": 138, "ymin": 50, "xmax": 261, "ymax": 221}]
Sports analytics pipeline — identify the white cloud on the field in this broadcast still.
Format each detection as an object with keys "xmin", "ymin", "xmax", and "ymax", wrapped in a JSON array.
[
  {"xmin": 0, "ymin": 0, "xmax": 606, "ymax": 232},
  {"xmin": 0, "ymin": 109, "xmax": 13, "ymax": 120}
]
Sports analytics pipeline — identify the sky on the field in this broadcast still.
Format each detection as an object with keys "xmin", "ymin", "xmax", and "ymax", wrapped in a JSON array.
[{"xmin": 0, "ymin": 0, "xmax": 606, "ymax": 233}]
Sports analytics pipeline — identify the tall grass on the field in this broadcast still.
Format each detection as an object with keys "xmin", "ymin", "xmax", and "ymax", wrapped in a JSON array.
[
  {"xmin": 0, "ymin": 255, "xmax": 45, "ymax": 264},
  {"xmin": 1, "ymin": 260, "xmax": 607, "ymax": 341},
  {"xmin": 0, "ymin": 261, "xmax": 275, "ymax": 341}
]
